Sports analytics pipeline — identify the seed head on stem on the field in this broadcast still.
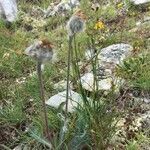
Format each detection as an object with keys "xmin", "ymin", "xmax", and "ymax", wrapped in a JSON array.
[
  {"xmin": 25, "ymin": 39, "xmax": 54, "ymax": 63},
  {"xmin": 58, "ymin": 9, "xmax": 87, "ymax": 145},
  {"xmin": 25, "ymin": 39, "xmax": 54, "ymax": 146},
  {"xmin": 65, "ymin": 10, "xmax": 87, "ymax": 116},
  {"xmin": 67, "ymin": 9, "xmax": 87, "ymax": 36}
]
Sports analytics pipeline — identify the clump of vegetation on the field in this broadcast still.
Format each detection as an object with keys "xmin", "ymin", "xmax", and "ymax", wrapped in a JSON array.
[
  {"xmin": 0, "ymin": 0, "xmax": 150, "ymax": 149},
  {"xmin": 116, "ymin": 54, "xmax": 150, "ymax": 91}
]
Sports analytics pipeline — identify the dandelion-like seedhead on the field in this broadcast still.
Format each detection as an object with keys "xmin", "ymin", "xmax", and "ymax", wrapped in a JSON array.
[
  {"xmin": 25, "ymin": 39, "xmax": 54, "ymax": 63},
  {"xmin": 67, "ymin": 9, "xmax": 87, "ymax": 36}
]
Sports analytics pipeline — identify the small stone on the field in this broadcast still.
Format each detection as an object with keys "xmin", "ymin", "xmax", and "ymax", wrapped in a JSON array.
[
  {"xmin": 143, "ymin": 98, "xmax": 150, "ymax": 103},
  {"xmin": 81, "ymin": 72, "xmax": 124, "ymax": 92},
  {"xmin": 13, "ymin": 145, "xmax": 22, "ymax": 150},
  {"xmin": 136, "ymin": 21, "xmax": 142, "ymax": 26},
  {"xmin": 81, "ymin": 73, "xmax": 112, "ymax": 91},
  {"xmin": 143, "ymin": 16, "xmax": 150, "ymax": 22},
  {"xmin": 46, "ymin": 90, "xmax": 83, "ymax": 112},
  {"xmin": 129, "ymin": 27, "xmax": 138, "ymax": 32},
  {"xmin": 85, "ymin": 49, "xmax": 96, "ymax": 61},
  {"xmin": 16, "ymin": 77, "xmax": 26, "ymax": 84},
  {"xmin": 44, "ymin": 0, "xmax": 80, "ymax": 18},
  {"xmin": 91, "ymin": 2, "xmax": 100, "ymax": 11},
  {"xmin": 130, "ymin": 0, "xmax": 150, "ymax": 5}
]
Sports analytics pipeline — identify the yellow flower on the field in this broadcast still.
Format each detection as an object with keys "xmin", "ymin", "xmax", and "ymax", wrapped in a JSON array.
[
  {"xmin": 94, "ymin": 21, "xmax": 105, "ymax": 30},
  {"xmin": 117, "ymin": 2, "xmax": 123, "ymax": 9}
]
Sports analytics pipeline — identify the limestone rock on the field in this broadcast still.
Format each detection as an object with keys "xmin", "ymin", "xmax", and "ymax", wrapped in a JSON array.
[
  {"xmin": 130, "ymin": 0, "xmax": 150, "ymax": 5},
  {"xmin": 0, "ymin": 0, "xmax": 17, "ymax": 22},
  {"xmin": 81, "ymin": 72, "xmax": 124, "ymax": 92},
  {"xmin": 44, "ymin": 0, "xmax": 80, "ymax": 18},
  {"xmin": 81, "ymin": 44, "xmax": 132, "ymax": 92},
  {"xmin": 46, "ymin": 90, "xmax": 83, "ymax": 112},
  {"xmin": 81, "ymin": 73, "xmax": 112, "ymax": 91},
  {"xmin": 98, "ymin": 43, "xmax": 133, "ymax": 69},
  {"xmin": 143, "ymin": 98, "xmax": 150, "ymax": 103},
  {"xmin": 85, "ymin": 49, "xmax": 96, "ymax": 61}
]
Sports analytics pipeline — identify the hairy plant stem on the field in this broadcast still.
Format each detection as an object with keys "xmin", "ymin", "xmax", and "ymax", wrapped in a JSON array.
[
  {"xmin": 73, "ymin": 35, "xmax": 88, "ymax": 105},
  {"xmin": 65, "ymin": 35, "xmax": 73, "ymax": 119},
  {"xmin": 59, "ymin": 35, "xmax": 73, "ymax": 147},
  {"xmin": 37, "ymin": 61, "xmax": 51, "ymax": 143}
]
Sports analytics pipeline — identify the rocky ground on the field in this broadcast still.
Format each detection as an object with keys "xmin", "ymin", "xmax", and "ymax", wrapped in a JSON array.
[{"xmin": 0, "ymin": 0, "xmax": 150, "ymax": 149}]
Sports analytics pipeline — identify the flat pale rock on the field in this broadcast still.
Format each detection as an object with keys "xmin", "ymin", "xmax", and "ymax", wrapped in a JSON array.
[
  {"xmin": 130, "ymin": 0, "xmax": 150, "ymax": 5},
  {"xmin": 81, "ymin": 72, "xmax": 124, "ymax": 92},
  {"xmin": 45, "ymin": 0, "xmax": 80, "ymax": 17},
  {"xmin": 46, "ymin": 90, "xmax": 82, "ymax": 112},
  {"xmin": 98, "ymin": 43, "xmax": 133, "ymax": 68},
  {"xmin": 0, "ymin": 0, "xmax": 17, "ymax": 22},
  {"xmin": 85, "ymin": 49, "xmax": 96, "ymax": 61},
  {"xmin": 81, "ymin": 73, "xmax": 112, "ymax": 91},
  {"xmin": 82, "ymin": 44, "xmax": 131, "ymax": 92}
]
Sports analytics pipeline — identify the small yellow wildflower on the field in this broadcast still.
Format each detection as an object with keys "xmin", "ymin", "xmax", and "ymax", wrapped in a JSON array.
[
  {"xmin": 94, "ymin": 21, "xmax": 105, "ymax": 30},
  {"xmin": 117, "ymin": 2, "xmax": 124, "ymax": 9}
]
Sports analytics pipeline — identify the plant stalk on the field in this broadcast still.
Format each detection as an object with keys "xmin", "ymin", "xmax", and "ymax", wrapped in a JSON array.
[
  {"xmin": 59, "ymin": 35, "xmax": 73, "ymax": 146},
  {"xmin": 65, "ymin": 35, "xmax": 73, "ymax": 119},
  {"xmin": 37, "ymin": 61, "xmax": 51, "ymax": 142}
]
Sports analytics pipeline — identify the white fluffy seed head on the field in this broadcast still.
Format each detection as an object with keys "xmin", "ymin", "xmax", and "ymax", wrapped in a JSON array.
[
  {"xmin": 25, "ymin": 39, "xmax": 55, "ymax": 63},
  {"xmin": 67, "ymin": 9, "xmax": 87, "ymax": 36}
]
